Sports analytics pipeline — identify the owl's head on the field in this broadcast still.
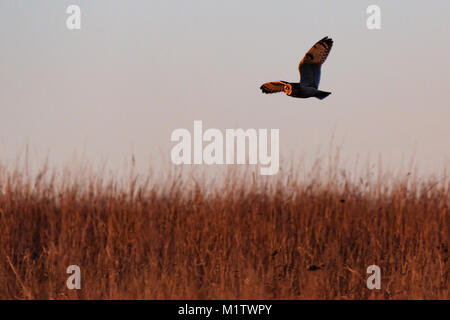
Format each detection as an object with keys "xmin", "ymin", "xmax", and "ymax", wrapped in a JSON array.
[{"xmin": 283, "ymin": 84, "xmax": 292, "ymax": 95}]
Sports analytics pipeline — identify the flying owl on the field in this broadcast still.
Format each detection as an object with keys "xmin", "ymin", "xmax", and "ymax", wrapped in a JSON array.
[{"xmin": 260, "ymin": 36, "xmax": 333, "ymax": 100}]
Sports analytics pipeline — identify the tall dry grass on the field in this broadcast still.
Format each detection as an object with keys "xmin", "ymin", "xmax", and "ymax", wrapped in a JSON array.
[{"xmin": 0, "ymin": 157, "xmax": 448, "ymax": 299}]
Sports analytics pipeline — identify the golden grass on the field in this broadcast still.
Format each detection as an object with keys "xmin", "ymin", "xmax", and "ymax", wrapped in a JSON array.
[{"xmin": 0, "ymin": 159, "xmax": 448, "ymax": 299}]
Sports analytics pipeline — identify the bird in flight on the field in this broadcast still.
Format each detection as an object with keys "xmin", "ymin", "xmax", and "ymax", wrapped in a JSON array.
[{"xmin": 260, "ymin": 36, "xmax": 333, "ymax": 100}]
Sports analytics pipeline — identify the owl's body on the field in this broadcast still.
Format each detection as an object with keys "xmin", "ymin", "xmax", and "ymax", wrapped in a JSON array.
[{"xmin": 260, "ymin": 37, "xmax": 333, "ymax": 100}]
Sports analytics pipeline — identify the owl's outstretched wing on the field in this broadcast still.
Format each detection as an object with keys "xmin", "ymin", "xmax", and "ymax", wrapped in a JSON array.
[
  {"xmin": 298, "ymin": 37, "xmax": 333, "ymax": 89},
  {"xmin": 260, "ymin": 81, "xmax": 291, "ymax": 94}
]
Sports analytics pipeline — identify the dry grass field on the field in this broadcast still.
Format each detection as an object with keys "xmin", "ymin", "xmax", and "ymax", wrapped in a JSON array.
[{"xmin": 0, "ymin": 158, "xmax": 448, "ymax": 299}]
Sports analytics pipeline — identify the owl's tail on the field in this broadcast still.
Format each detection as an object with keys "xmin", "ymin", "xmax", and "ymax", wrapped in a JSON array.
[{"xmin": 315, "ymin": 90, "xmax": 331, "ymax": 100}]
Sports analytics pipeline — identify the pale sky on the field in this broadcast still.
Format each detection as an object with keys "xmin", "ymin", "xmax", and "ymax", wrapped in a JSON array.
[{"xmin": 1, "ymin": 1, "xmax": 449, "ymax": 176}]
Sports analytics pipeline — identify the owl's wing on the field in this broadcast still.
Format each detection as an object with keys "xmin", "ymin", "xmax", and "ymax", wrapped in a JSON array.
[
  {"xmin": 298, "ymin": 37, "xmax": 333, "ymax": 89},
  {"xmin": 260, "ymin": 81, "xmax": 291, "ymax": 94}
]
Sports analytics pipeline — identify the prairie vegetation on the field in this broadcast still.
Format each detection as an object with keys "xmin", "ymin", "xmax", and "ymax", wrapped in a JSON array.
[{"xmin": 0, "ymin": 158, "xmax": 448, "ymax": 299}]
